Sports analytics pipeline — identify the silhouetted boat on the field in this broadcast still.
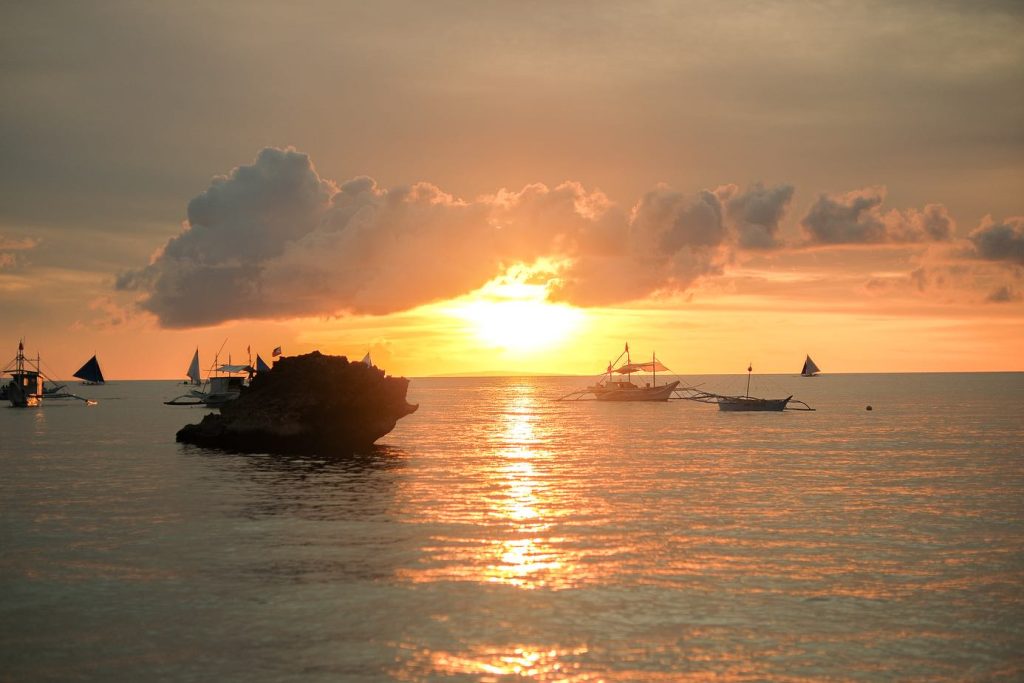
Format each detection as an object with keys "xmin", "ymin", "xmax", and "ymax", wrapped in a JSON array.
[
  {"xmin": 702, "ymin": 363, "xmax": 811, "ymax": 412},
  {"xmin": 73, "ymin": 355, "xmax": 105, "ymax": 384},
  {"xmin": 3, "ymin": 341, "xmax": 95, "ymax": 407},
  {"xmin": 559, "ymin": 343, "xmax": 679, "ymax": 401},
  {"xmin": 716, "ymin": 394, "xmax": 792, "ymax": 411},
  {"xmin": 801, "ymin": 355, "xmax": 820, "ymax": 377}
]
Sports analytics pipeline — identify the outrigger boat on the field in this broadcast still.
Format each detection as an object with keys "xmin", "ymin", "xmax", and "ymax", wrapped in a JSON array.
[
  {"xmin": 558, "ymin": 345, "xmax": 815, "ymax": 411},
  {"xmin": 164, "ymin": 361, "xmax": 251, "ymax": 407},
  {"xmin": 685, "ymin": 363, "xmax": 814, "ymax": 412},
  {"xmin": 164, "ymin": 345, "xmax": 265, "ymax": 407},
  {"xmin": 559, "ymin": 343, "xmax": 680, "ymax": 401},
  {"xmin": 2, "ymin": 341, "xmax": 96, "ymax": 407}
]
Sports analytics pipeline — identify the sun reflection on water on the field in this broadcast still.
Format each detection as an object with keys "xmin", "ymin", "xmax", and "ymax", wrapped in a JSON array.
[
  {"xmin": 478, "ymin": 385, "xmax": 575, "ymax": 590},
  {"xmin": 393, "ymin": 643, "xmax": 592, "ymax": 682},
  {"xmin": 397, "ymin": 382, "xmax": 584, "ymax": 590}
]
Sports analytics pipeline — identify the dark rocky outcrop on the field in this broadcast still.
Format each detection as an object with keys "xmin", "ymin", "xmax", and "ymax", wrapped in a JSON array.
[{"xmin": 177, "ymin": 351, "xmax": 418, "ymax": 454}]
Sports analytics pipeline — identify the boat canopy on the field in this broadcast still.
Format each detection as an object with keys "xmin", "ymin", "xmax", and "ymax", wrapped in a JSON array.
[
  {"xmin": 614, "ymin": 360, "xmax": 669, "ymax": 374},
  {"xmin": 217, "ymin": 364, "xmax": 253, "ymax": 374},
  {"xmin": 73, "ymin": 355, "xmax": 104, "ymax": 383}
]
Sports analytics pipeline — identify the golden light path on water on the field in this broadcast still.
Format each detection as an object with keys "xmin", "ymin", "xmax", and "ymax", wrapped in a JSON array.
[
  {"xmin": 393, "ymin": 383, "xmax": 598, "ymax": 680},
  {"xmin": 396, "ymin": 382, "xmax": 592, "ymax": 591}
]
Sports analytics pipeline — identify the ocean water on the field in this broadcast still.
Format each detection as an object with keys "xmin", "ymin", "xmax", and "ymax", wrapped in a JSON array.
[{"xmin": 2, "ymin": 373, "xmax": 1022, "ymax": 681}]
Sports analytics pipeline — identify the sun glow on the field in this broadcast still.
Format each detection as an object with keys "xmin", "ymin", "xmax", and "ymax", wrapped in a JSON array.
[{"xmin": 445, "ymin": 275, "xmax": 584, "ymax": 354}]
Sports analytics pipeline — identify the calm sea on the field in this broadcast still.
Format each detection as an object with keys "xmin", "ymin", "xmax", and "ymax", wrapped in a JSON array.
[{"xmin": 2, "ymin": 373, "xmax": 1022, "ymax": 681}]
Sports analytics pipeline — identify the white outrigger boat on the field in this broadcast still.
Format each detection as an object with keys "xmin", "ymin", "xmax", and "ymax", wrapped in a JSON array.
[
  {"xmin": 164, "ymin": 346, "xmax": 271, "ymax": 407},
  {"xmin": 164, "ymin": 360, "xmax": 250, "ymax": 407},
  {"xmin": 559, "ymin": 344, "xmax": 680, "ymax": 401}
]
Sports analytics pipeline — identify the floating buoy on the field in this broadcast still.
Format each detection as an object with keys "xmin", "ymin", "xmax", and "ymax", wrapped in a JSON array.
[{"xmin": 866, "ymin": 405, "xmax": 873, "ymax": 411}]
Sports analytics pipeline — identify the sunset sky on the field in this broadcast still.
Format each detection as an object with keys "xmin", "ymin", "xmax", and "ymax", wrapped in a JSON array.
[{"xmin": 2, "ymin": 1, "xmax": 1022, "ymax": 379}]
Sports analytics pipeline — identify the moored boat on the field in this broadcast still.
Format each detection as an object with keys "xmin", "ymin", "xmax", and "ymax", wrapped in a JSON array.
[
  {"xmin": 165, "ymin": 360, "xmax": 251, "ymax": 407},
  {"xmin": 165, "ymin": 345, "xmax": 261, "ymax": 407},
  {"xmin": 696, "ymin": 363, "xmax": 812, "ymax": 412},
  {"xmin": 2, "ymin": 341, "xmax": 96, "ymax": 406},
  {"xmin": 560, "ymin": 343, "xmax": 680, "ymax": 402}
]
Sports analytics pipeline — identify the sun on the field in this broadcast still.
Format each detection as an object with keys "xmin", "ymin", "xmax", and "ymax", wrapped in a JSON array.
[{"xmin": 446, "ymin": 275, "xmax": 584, "ymax": 354}]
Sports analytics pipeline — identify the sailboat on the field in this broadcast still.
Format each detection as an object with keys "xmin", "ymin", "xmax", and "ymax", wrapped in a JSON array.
[
  {"xmin": 255, "ymin": 354, "xmax": 272, "ymax": 374},
  {"xmin": 800, "ymin": 354, "xmax": 820, "ymax": 377},
  {"xmin": 73, "ymin": 355, "xmax": 105, "ymax": 384},
  {"xmin": 185, "ymin": 349, "xmax": 201, "ymax": 385},
  {"xmin": 560, "ymin": 343, "xmax": 679, "ymax": 401}
]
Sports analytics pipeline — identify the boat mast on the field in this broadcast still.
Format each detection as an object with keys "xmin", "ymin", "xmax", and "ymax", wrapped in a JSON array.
[
  {"xmin": 652, "ymin": 351, "xmax": 656, "ymax": 387},
  {"xmin": 746, "ymin": 363, "xmax": 752, "ymax": 398},
  {"xmin": 625, "ymin": 342, "xmax": 631, "ymax": 384}
]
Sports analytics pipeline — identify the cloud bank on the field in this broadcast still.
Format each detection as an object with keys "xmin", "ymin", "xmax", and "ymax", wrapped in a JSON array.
[
  {"xmin": 119, "ymin": 148, "xmax": 1018, "ymax": 327},
  {"xmin": 801, "ymin": 187, "xmax": 954, "ymax": 245},
  {"xmin": 967, "ymin": 216, "xmax": 1024, "ymax": 266},
  {"xmin": 119, "ymin": 148, "xmax": 798, "ymax": 327}
]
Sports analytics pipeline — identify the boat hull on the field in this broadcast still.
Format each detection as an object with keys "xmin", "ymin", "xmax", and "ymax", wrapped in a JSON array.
[
  {"xmin": 7, "ymin": 382, "xmax": 41, "ymax": 407},
  {"xmin": 717, "ymin": 395, "xmax": 791, "ymax": 412},
  {"xmin": 594, "ymin": 380, "xmax": 679, "ymax": 402}
]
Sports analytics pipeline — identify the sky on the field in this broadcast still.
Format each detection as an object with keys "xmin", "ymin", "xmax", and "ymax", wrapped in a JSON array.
[{"xmin": 2, "ymin": 0, "xmax": 1023, "ymax": 379}]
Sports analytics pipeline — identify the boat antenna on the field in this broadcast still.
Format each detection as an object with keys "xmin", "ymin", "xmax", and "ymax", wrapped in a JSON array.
[{"xmin": 746, "ymin": 362, "xmax": 752, "ymax": 398}]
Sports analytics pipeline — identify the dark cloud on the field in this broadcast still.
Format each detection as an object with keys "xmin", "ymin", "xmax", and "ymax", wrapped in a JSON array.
[
  {"xmin": 720, "ymin": 182, "xmax": 795, "ymax": 249},
  {"xmin": 987, "ymin": 285, "xmax": 1021, "ymax": 303},
  {"xmin": 801, "ymin": 187, "xmax": 954, "ymax": 245},
  {"xmin": 967, "ymin": 216, "xmax": 1024, "ymax": 265}
]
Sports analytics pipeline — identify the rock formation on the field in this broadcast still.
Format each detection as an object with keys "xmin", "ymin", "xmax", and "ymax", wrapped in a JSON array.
[{"xmin": 176, "ymin": 351, "xmax": 418, "ymax": 454}]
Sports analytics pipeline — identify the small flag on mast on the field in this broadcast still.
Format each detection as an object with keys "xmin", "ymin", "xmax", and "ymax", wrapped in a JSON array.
[{"xmin": 272, "ymin": 346, "xmax": 282, "ymax": 357}]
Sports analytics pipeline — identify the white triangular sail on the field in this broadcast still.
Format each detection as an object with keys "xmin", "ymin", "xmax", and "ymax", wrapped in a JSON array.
[
  {"xmin": 801, "ymin": 355, "xmax": 820, "ymax": 376},
  {"xmin": 186, "ymin": 349, "xmax": 201, "ymax": 385},
  {"xmin": 361, "ymin": 352, "xmax": 372, "ymax": 367}
]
